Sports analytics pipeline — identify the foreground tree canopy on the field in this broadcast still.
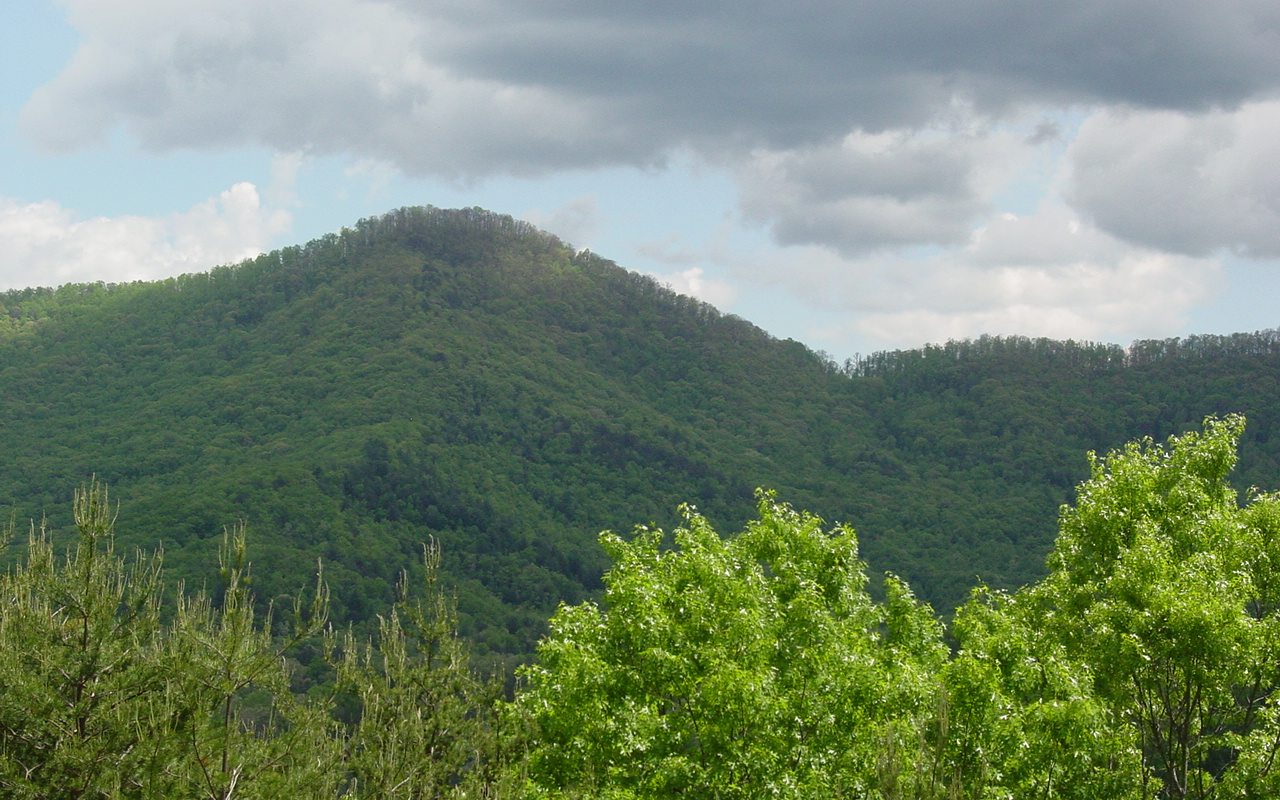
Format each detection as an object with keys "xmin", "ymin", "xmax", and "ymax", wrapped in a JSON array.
[
  {"xmin": 519, "ymin": 415, "xmax": 1280, "ymax": 799},
  {"xmin": 2, "ymin": 415, "xmax": 1278, "ymax": 798},
  {"xmin": 516, "ymin": 495, "xmax": 1146, "ymax": 799},
  {"xmin": 517, "ymin": 493, "xmax": 948, "ymax": 797},
  {"xmin": 0, "ymin": 481, "xmax": 514, "ymax": 799}
]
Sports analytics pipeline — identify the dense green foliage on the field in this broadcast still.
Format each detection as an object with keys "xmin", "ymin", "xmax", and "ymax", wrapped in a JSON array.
[
  {"xmin": 516, "ymin": 496, "xmax": 1150, "ymax": 799},
  {"xmin": 4, "ymin": 420, "xmax": 1280, "ymax": 797},
  {"xmin": 516, "ymin": 492, "xmax": 949, "ymax": 797},
  {"xmin": 1024, "ymin": 415, "xmax": 1280, "ymax": 798},
  {"xmin": 2, "ymin": 206, "xmax": 1279, "ymax": 657}
]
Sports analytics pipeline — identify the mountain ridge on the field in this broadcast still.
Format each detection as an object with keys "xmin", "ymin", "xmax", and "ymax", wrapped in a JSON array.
[{"xmin": 3, "ymin": 205, "xmax": 1277, "ymax": 658}]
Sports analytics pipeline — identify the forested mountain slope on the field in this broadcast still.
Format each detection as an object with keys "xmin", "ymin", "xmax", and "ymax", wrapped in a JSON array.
[{"xmin": 2, "ymin": 206, "xmax": 1277, "ymax": 658}]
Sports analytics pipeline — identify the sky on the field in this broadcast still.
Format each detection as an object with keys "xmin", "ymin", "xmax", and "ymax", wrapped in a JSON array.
[{"xmin": 2, "ymin": 0, "xmax": 1279, "ymax": 360}]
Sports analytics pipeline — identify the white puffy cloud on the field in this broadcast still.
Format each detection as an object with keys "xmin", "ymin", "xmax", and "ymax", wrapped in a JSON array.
[
  {"xmin": 846, "ymin": 256, "xmax": 1215, "ymax": 349},
  {"xmin": 726, "ymin": 205, "xmax": 1219, "ymax": 350},
  {"xmin": 1065, "ymin": 101, "xmax": 1280, "ymax": 258},
  {"xmin": 0, "ymin": 183, "xmax": 291, "ymax": 290}
]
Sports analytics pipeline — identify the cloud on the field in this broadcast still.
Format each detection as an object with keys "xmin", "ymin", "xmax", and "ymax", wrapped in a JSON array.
[
  {"xmin": 343, "ymin": 159, "xmax": 400, "ymax": 202},
  {"xmin": 724, "ymin": 205, "xmax": 1220, "ymax": 349},
  {"xmin": 265, "ymin": 151, "xmax": 304, "ymax": 209},
  {"xmin": 734, "ymin": 123, "xmax": 1033, "ymax": 255},
  {"xmin": 430, "ymin": 0, "xmax": 1280, "ymax": 138},
  {"xmin": 20, "ymin": 0, "xmax": 644, "ymax": 178},
  {"xmin": 23, "ymin": 1, "xmax": 1280, "ymax": 180},
  {"xmin": 1065, "ymin": 101, "xmax": 1280, "ymax": 258},
  {"xmin": 630, "ymin": 231, "xmax": 739, "ymax": 309},
  {"xmin": 0, "ymin": 183, "xmax": 291, "ymax": 290}
]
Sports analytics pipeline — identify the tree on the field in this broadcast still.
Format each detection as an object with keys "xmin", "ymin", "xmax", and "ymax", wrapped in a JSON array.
[
  {"xmin": 0, "ymin": 480, "xmax": 171, "ymax": 797},
  {"xmin": 514, "ymin": 491, "xmax": 948, "ymax": 798},
  {"xmin": 327, "ymin": 538, "xmax": 517, "ymax": 798},
  {"xmin": 1025, "ymin": 415, "xmax": 1280, "ymax": 798},
  {"xmin": 0, "ymin": 480, "xmax": 516, "ymax": 799},
  {"xmin": 0, "ymin": 483, "xmax": 341, "ymax": 798},
  {"xmin": 162, "ymin": 523, "xmax": 340, "ymax": 799},
  {"xmin": 934, "ymin": 587, "xmax": 1148, "ymax": 799}
]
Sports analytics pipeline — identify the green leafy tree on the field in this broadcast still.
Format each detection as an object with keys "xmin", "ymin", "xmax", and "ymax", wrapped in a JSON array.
[
  {"xmin": 931, "ymin": 587, "xmax": 1148, "ymax": 799},
  {"xmin": 515, "ymin": 491, "xmax": 948, "ymax": 799},
  {"xmin": 1024, "ymin": 415, "xmax": 1280, "ymax": 798}
]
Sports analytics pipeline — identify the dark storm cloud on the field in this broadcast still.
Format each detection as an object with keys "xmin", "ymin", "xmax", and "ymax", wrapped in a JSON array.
[
  {"xmin": 27, "ymin": 0, "xmax": 1280, "ymax": 172},
  {"xmin": 423, "ymin": 0, "xmax": 1280, "ymax": 147}
]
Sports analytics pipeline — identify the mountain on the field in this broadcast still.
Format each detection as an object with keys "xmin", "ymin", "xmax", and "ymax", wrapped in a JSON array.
[{"xmin": 3, "ymin": 205, "xmax": 1278, "ymax": 659}]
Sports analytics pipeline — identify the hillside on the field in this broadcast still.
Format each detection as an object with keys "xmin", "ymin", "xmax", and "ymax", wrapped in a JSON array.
[{"xmin": 2, "ymin": 205, "xmax": 1278, "ymax": 658}]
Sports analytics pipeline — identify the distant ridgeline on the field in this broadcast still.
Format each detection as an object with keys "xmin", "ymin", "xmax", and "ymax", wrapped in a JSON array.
[
  {"xmin": 845, "ymin": 329, "xmax": 1280, "ymax": 378},
  {"xmin": 2, "ymin": 205, "xmax": 1278, "ymax": 660}
]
